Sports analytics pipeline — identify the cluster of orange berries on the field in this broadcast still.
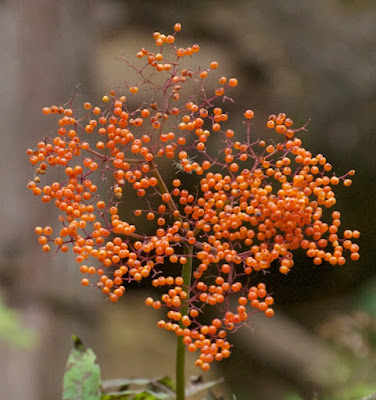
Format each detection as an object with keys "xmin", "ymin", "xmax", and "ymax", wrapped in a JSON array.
[{"xmin": 27, "ymin": 24, "xmax": 359, "ymax": 371}]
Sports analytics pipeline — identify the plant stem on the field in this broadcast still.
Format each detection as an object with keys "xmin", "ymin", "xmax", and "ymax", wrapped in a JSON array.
[
  {"xmin": 176, "ymin": 244, "xmax": 193, "ymax": 400},
  {"xmin": 148, "ymin": 159, "xmax": 192, "ymax": 399}
]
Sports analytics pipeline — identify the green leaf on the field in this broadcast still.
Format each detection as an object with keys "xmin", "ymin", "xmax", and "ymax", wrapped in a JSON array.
[
  {"xmin": 101, "ymin": 389, "xmax": 170, "ymax": 400},
  {"xmin": 63, "ymin": 337, "xmax": 101, "ymax": 400},
  {"xmin": 101, "ymin": 393, "xmax": 134, "ymax": 400},
  {"xmin": 148, "ymin": 376, "xmax": 175, "ymax": 394},
  {"xmin": 133, "ymin": 392, "xmax": 163, "ymax": 400}
]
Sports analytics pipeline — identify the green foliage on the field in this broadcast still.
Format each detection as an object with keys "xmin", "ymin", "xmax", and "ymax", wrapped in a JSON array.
[
  {"xmin": 0, "ymin": 295, "xmax": 37, "ymax": 349},
  {"xmin": 284, "ymin": 384, "xmax": 376, "ymax": 400},
  {"xmin": 335, "ymin": 383, "xmax": 376, "ymax": 400},
  {"xmin": 101, "ymin": 376, "xmax": 174, "ymax": 400},
  {"xmin": 101, "ymin": 375, "xmax": 225, "ymax": 400},
  {"xmin": 101, "ymin": 391, "xmax": 169, "ymax": 399},
  {"xmin": 283, "ymin": 393, "xmax": 305, "ymax": 400},
  {"xmin": 62, "ymin": 337, "xmax": 227, "ymax": 400},
  {"xmin": 63, "ymin": 337, "xmax": 101, "ymax": 400},
  {"xmin": 357, "ymin": 280, "xmax": 376, "ymax": 318}
]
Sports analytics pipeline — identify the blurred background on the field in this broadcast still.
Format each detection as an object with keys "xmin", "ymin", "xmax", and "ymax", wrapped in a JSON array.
[{"xmin": 0, "ymin": 1, "xmax": 375, "ymax": 399}]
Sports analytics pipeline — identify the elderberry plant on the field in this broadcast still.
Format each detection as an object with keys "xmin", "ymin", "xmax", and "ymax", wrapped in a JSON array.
[{"xmin": 27, "ymin": 22, "xmax": 359, "ymax": 399}]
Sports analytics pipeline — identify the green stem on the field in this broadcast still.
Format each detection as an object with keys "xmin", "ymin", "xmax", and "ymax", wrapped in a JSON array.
[{"xmin": 176, "ymin": 244, "xmax": 193, "ymax": 400}]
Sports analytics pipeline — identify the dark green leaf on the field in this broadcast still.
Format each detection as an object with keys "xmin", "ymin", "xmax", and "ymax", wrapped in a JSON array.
[
  {"xmin": 71, "ymin": 335, "xmax": 85, "ymax": 351},
  {"xmin": 148, "ymin": 376, "xmax": 175, "ymax": 394},
  {"xmin": 155, "ymin": 376, "xmax": 174, "ymax": 391}
]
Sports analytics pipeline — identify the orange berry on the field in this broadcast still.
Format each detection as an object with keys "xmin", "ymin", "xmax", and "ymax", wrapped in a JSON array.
[
  {"xmin": 81, "ymin": 278, "xmax": 89, "ymax": 286},
  {"xmin": 34, "ymin": 226, "xmax": 43, "ymax": 235},
  {"xmin": 161, "ymin": 193, "xmax": 171, "ymax": 203},
  {"xmin": 109, "ymin": 294, "xmax": 119, "ymax": 303},
  {"xmin": 276, "ymin": 125, "xmax": 287, "ymax": 134},
  {"xmin": 200, "ymin": 71, "xmax": 208, "ymax": 79},
  {"xmin": 267, "ymin": 120, "xmax": 275, "ymax": 129},
  {"xmin": 265, "ymin": 308, "xmax": 274, "ymax": 317},
  {"xmin": 228, "ymin": 78, "xmax": 238, "ymax": 87},
  {"xmin": 244, "ymin": 109, "xmax": 254, "ymax": 119}
]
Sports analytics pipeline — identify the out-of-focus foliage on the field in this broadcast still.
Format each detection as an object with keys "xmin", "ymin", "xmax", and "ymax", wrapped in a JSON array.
[
  {"xmin": 285, "ymin": 383, "xmax": 376, "ymax": 400},
  {"xmin": 358, "ymin": 280, "xmax": 376, "ymax": 318},
  {"xmin": 0, "ymin": 294, "xmax": 37, "ymax": 349},
  {"xmin": 310, "ymin": 303, "xmax": 376, "ymax": 400}
]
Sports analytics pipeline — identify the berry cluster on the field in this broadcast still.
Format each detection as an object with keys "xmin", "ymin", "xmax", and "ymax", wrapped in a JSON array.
[{"xmin": 27, "ymin": 23, "xmax": 359, "ymax": 371}]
